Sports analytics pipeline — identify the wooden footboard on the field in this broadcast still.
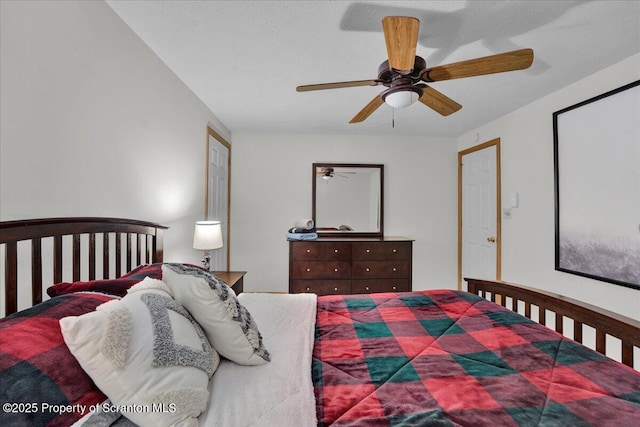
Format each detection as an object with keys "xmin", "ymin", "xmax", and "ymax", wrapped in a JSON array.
[
  {"xmin": 466, "ymin": 278, "xmax": 640, "ymax": 369},
  {"xmin": 1, "ymin": 217, "xmax": 168, "ymax": 316}
]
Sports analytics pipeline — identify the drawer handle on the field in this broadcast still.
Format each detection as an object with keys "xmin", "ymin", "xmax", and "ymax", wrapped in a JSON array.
[
  {"xmin": 366, "ymin": 249, "xmax": 370, "ymax": 253},
  {"xmin": 393, "ymin": 249, "xmax": 397, "ymax": 253},
  {"xmin": 366, "ymin": 268, "xmax": 370, "ymax": 272},
  {"xmin": 334, "ymin": 268, "xmax": 339, "ymax": 272},
  {"xmin": 365, "ymin": 286, "xmax": 370, "ymax": 291},
  {"xmin": 306, "ymin": 249, "xmax": 311, "ymax": 253},
  {"xmin": 334, "ymin": 287, "xmax": 338, "ymax": 291},
  {"xmin": 393, "ymin": 268, "xmax": 397, "ymax": 272},
  {"xmin": 392, "ymin": 286, "xmax": 397, "ymax": 290},
  {"xmin": 334, "ymin": 249, "xmax": 339, "ymax": 253},
  {"xmin": 306, "ymin": 268, "xmax": 310, "ymax": 272},
  {"xmin": 306, "ymin": 287, "xmax": 311, "ymax": 291}
]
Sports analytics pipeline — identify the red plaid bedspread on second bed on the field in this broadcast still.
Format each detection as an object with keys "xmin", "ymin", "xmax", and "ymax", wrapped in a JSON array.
[{"xmin": 312, "ymin": 290, "xmax": 640, "ymax": 426}]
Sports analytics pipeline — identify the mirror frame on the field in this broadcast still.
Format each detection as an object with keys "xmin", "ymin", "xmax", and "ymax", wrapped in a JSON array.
[{"xmin": 312, "ymin": 162, "xmax": 384, "ymax": 238}]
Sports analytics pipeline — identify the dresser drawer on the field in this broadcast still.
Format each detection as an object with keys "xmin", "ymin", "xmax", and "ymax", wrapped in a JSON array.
[
  {"xmin": 352, "ymin": 242, "xmax": 411, "ymax": 260},
  {"xmin": 291, "ymin": 242, "xmax": 322, "ymax": 260},
  {"xmin": 352, "ymin": 279, "xmax": 409, "ymax": 294},
  {"xmin": 352, "ymin": 261, "xmax": 409, "ymax": 279},
  {"xmin": 291, "ymin": 261, "xmax": 351, "ymax": 279},
  {"xmin": 291, "ymin": 280, "xmax": 351, "ymax": 295},
  {"xmin": 291, "ymin": 242, "xmax": 351, "ymax": 260}
]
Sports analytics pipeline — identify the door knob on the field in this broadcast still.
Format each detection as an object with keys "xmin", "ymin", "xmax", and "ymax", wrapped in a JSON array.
[{"xmin": 487, "ymin": 236, "xmax": 496, "ymax": 243}]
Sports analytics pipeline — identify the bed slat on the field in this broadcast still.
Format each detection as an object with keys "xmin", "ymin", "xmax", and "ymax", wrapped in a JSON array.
[
  {"xmin": 5, "ymin": 241, "xmax": 18, "ymax": 315},
  {"xmin": 126, "ymin": 233, "xmax": 132, "ymax": 273},
  {"xmin": 137, "ymin": 234, "xmax": 143, "ymax": 266},
  {"xmin": 596, "ymin": 330, "xmax": 606, "ymax": 354},
  {"xmin": 31, "ymin": 238, "xmax": 42, "ymax": 305},
  {"xmin": 72, "ymin": 234, "xmax": 81, "ymax": 282},
  {"xmin": 574, "ymin": 321, "xmax": 583, "ymax": 344},
  {"xmin": 556, "ymin": 313, "xmax": 563, "ymax": 334},
  {"xmin": 103, "ymin": 232, "xmax": 109, "ymax": 279},
  {"xmin": 115, "ymin": 232, "xmax": 122, "ymax": 277},
  {"xmin": 89, "ymin": 233, "xmax": 96, "ymax": 280},
  {"xmin": 623, "ymin": 342, "xmax": 633, "ymax": 367},
  {"xmin": 54, "ymin": 235, "xmax": 63, "ymax": 284}
]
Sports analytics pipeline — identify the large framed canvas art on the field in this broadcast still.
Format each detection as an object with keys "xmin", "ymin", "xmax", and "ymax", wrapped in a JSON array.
[{"xmin": 553, "ymin": 80, "xmax": 640, "ymax": 290}]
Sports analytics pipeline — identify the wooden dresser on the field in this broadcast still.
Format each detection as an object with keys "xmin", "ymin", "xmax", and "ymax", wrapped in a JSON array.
[{"xmin": 289, "ymin": 237, "xmax": 413, "ymax": 295}]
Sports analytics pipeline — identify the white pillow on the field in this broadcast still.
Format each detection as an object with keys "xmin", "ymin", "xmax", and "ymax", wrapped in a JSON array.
[
  {"xmin": 161, "ymin": 264, "xmax": 270, "ymax": 365},
  {"xmin": 60, "ymin": 277, "xmax": 219, "ymax": 427}
]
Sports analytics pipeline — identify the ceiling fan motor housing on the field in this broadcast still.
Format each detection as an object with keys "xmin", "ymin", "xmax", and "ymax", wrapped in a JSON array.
[{"xmin": 378, "ymin": 56, "xmax": 427, "ymax": 84}]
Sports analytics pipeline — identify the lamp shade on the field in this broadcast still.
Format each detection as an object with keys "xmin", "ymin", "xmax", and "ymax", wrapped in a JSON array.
[{"xmin": 193, "ymin": 221, "xmax": 223, "ymax": 250}]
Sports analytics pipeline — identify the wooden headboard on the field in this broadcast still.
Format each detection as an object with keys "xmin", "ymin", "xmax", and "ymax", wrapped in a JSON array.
[
  {"xmin": 466, "ymin": 278, "xmax": 640, "ymax": 369},
  {"xmin": 1, "ymin": 217, "xmax": 168, "ymax": 316}
]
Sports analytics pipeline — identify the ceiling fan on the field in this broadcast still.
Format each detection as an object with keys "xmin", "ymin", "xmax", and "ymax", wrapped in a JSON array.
[
  {"xmin": 316, "ymin": 167, "xmax": 354, "ymax": 180},
  {"xmin": 296, "ymin": 16, "xmax": 534, "ymax": 123}
]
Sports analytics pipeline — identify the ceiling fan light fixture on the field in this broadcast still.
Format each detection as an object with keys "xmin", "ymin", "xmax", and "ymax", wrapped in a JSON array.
[{"xmin": 382, "ymin": 87, "xmax": 421, "ymax": 109}]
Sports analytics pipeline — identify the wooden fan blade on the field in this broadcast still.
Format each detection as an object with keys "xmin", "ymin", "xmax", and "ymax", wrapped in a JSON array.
[
  {"xmin": 418, "ymin": 85, "xmax": 462, "ymax": 116},
  {"xmin": 349, "ymin": 95, "xmax": 384, "ymax": 123},
  {"xmin": 382, "ymin": 16, "xmax": 420, "ymax": 72},
  {"xmin": 297, "ymin": 79, "xmax": 377, "ymax": 92},
  {"xmin": 423, "ymin": 48, "xmax": 534, "ymax": 82}
]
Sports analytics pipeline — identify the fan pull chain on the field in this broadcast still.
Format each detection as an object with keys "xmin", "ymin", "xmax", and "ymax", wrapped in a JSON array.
[{"xmin": 392, "ymin": 108, "xmax": 395, "ymax": 128}]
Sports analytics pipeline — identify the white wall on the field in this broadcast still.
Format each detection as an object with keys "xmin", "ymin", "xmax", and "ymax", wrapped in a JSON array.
[
  {"xmin": 230, "ymin": 133, "xmax": 459, "ymax": 293},
  {"xmin": 4, "ymin": 1, "xmax": 635, "ymax": 321},
  {"xmin": 0, "ymin": 0, "xmax": 229, "ymax": 273},
  {"xmin": 458, "ymin": 54, "xmax": 640, "ymax": 320},
  {"xmin": 1, "ymin": 0, "xmax": 458, "ymax": 304}
]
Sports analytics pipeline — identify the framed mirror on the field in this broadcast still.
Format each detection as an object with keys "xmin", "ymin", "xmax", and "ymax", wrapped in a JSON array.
[{"xmin": 312, "ymin": 163, "xmax": 384, "ymax": 237}]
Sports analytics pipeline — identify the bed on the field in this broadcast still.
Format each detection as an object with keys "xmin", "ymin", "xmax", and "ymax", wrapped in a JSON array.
[{"xmin": 1, "ymin": 217, "xmax": 639, "ymax": 426}]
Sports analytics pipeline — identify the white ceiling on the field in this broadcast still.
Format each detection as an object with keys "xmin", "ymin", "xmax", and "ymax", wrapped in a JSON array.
[{"xmin": 106, "ymin": 1, "xmax": 640, "ymax": 137}]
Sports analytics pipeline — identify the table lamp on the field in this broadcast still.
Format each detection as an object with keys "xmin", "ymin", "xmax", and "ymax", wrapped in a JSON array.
[{"xmin": 193, "ymin": 220, "xmax": 223, "ymax": 271}]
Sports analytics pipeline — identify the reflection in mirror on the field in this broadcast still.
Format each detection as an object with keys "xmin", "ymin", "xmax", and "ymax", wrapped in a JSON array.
[{"xmin": 313, "ymin": 163, "xmax": 384, "ymax": 237}]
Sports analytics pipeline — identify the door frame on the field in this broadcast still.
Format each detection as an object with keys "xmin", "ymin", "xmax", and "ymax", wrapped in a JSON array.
[
  {"xmin": 457, "ymin": 138, "xmax": 502, "ymax": 290},
  {"xmin": 206, "ymin": 125, "xmax": 232, "ymax": 270}
]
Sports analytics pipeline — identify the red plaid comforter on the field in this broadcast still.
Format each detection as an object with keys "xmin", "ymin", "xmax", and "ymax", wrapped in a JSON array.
[
  {"xmin": 312, "ymin": 290, "xmax": 640, "ymax": 426},
  {"xmin": 0, "ymin": 265, "xmax": 162, "ymax": 427},
  {"xmin": 0, "ymin": 293, "xmax": 114, "ymax": 426}
]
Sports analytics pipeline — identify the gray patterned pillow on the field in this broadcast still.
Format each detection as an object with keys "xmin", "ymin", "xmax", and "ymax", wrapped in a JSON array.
[
  {"xmin": 162, "ymin": 263, "xmax": 270, "ymax": 365},
  {"xmin": 60, "ymin": 278, "xmax": 219, "ymax": 426}
]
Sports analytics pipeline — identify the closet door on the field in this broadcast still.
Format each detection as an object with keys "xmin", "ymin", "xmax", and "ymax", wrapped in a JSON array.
[
  {"xmin": 206, "ymin": 127, "xmax": 231, "ymax": 271},
  {"xmin": 460, "ymin": 140, "xmax": 500, "ymax": 288}
]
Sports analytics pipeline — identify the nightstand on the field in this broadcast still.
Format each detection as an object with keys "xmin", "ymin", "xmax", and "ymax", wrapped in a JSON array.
[{"xmin": 213, "ymin": 271, "xmax": 246, "ymax": 294}]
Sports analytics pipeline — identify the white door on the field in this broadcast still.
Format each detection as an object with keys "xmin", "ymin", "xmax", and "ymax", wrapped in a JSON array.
[
  {"xmin": 207, "ymin": 133, "xmax": 229, "ymax": 271},
  {"xmin": 460, "ymin": 143, "xmax": 499, "ymax": 287}
]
